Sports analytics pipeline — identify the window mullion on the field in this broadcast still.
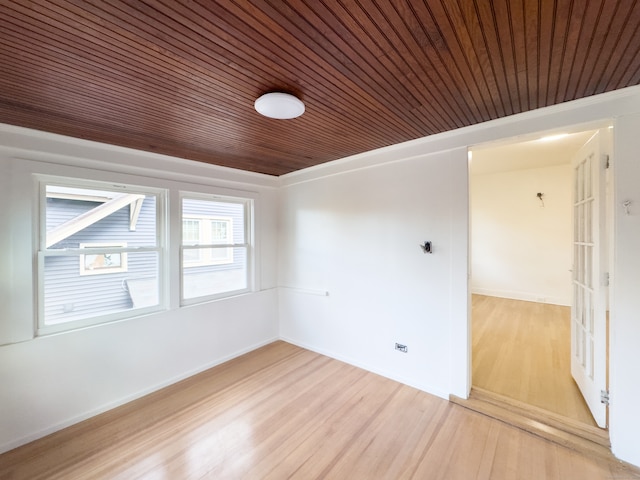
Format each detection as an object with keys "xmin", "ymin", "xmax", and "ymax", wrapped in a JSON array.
[
  {"xmin": 181, "ymin": 243, "xmax": 246, "ymax": 249},
  {"xmin": 43, "ymin": 246, "xmax": 161, "ymax": 256}
]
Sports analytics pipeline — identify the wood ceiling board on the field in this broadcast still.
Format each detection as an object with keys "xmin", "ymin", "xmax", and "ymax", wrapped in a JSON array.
[{"xmin": 1, "ymin": 0, "xmax": 640, "ymax": 176}]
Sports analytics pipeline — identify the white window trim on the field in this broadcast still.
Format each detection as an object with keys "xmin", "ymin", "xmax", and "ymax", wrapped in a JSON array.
[
  {"xmin": 37, "ymin": 177, "xmax": 166, "ymax": 336},
  {"xmin": 1, "ymin": 156, "xmax": 260, "ymax": 345},
  {"xmin": 180, "ymin": 193, "xmax": 253, "ymax": 306}
]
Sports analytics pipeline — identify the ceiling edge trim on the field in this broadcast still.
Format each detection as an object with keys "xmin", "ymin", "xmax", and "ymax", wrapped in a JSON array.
[
  {"xmin": 0, "ymin": 123, "xmax": 280, "ymax": 190},
  {"xmin": 281, "ymin": 85, "xmax": 640, "ymax": 187}
]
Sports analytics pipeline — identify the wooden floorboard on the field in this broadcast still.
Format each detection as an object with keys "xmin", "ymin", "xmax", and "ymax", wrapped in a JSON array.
[
  {"xmin": 468, "ymin": 387, "xmax": 609, "ymax": 448},
  {"xmin": 472, "ymin": 294, "xmax": 597, "ymax": 426},
  {"xmin": 1, "ymin": 341, "xmax": 638, "ymax": 479},
  {"xmin": 450, "ymin": 390, "xmax": 613, "ymax": 463}
]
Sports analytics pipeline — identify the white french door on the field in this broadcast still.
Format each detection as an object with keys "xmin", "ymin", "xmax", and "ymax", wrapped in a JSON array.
[{"xmin": 571, "ymin": 130, "xmax": 609, "ymax": 428}]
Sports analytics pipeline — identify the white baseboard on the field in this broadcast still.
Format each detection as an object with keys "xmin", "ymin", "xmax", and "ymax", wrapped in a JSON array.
[
  {"xmin": 0, "ymin": 336, "xmax": 279, "ymax": 455},
  {"xmin": 279, "ymin": 336, "xmax": 450, "ymax": 401},
  {"xmin": 471, "ymin": 287, "xmax": 570, "ymax": 307}
]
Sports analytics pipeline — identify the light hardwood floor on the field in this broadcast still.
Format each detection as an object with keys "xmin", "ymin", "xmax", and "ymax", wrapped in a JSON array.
[
  {"xmin": 472, "ymin": 294, "xmax": 596, "ymax": 426},
  {"xmin": 2, "ymin": 341, "xmax": 637, "ymax": 479}
]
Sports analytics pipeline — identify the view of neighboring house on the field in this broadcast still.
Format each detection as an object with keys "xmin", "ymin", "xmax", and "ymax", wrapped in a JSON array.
[
  {"xmin": 43, "ymin": 186, "xmax": 247, "ymax": 327},
  {"xmin": 181, "ymin": 197, "xmax": 247, "ymax": 301}
]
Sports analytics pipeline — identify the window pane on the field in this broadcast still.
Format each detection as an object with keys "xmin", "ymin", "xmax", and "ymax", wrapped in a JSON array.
[
  {"xmin": 40, "ymin": 182, "xmax": 162, "ymax": 332},
  {"xmin": 211, "ymin": 220, "xmax": 229, "ymax": 242},
  {"xmin": 182, "ymin": 198, "xmax": 245, "ymax": 243},
  {"xmin": 79, "ymin": 243, "xmax": 128, "ymax": 275},
  {"xmin": 181, "ymin": 195, "xmax": 249, "ymax": 303},
  {"xmin": 182, "ymin": 219, "xmax": 201, "ymax": 264},
  {"xmin": 182, "ymin": 247, "xmax": 248, "ymax": 299},
  {"xmin": 182, "ymin": 219, "xmax": 201, "ymax": 244},
  {"xmin": 43, "ymin": 251, "xmax": 159, "ymax": 325},
  {"xmin": 45, "ymin": 185, "xmax": 157, "ymax": 249}
]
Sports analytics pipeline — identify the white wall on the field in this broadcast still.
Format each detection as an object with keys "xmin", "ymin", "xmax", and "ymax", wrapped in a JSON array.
[
  {"xmin": 609, "ymin": 112, "xmax": 640, "ymax": 465},
  {"xmin": 279, "ymin": 149, "xmax": 468, "ymax": 398},
  {"xmin": 279, "ymin": 85, "xmax": 640, "ymax": 468},
  {"xmin": 280, "ymin": 151, "xmax": 467, "ymax": 397},
  {"xmin": 471, "ymin": 164, "xmax": 573, "ymax": 305},
  {"xmin": 0, "ymin": 125, "xmax": 280, "ymax": 453}
]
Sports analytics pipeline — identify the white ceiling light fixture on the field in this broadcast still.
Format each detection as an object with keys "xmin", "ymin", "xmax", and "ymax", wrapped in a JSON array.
[{"xmin": 254, "ymin": 92, "xmax": 305, "ymax": 119}]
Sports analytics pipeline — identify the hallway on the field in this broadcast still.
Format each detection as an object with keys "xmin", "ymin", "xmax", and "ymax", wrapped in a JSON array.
[{"xmin": 472, "ymin": 295, "xmax": 597, "ymax": 427}]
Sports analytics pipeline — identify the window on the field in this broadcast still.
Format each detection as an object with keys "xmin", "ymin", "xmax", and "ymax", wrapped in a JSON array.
[
  {"xmin": 33, "ymin": 177, "xmax": 254, "ymax": 336},
  {"xmin": 181, "ymin": 195, "xmax": 251, "ymax": 303},
  {"xmin": 79, "ymin": 242, "xmax": 128, "ymax": 275},
  {"xmin": 38, "ymin": 181, "xmax": 164, "ymax": 334},
  {"xmin": 182, "ymin": 216, "xmax": 233, "ymax": 266}
]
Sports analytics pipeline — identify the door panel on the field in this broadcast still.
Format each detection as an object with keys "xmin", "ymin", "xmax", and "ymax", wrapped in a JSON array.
[{"xmin": 571, "ymin": 130, "xmax": 608, "ymax": 428}]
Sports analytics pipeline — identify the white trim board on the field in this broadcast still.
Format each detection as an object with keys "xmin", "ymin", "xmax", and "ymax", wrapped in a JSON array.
[
  {"xmin": 279, "ymin": 336, "xmax": 450, "ymax": 401},
  {"xmin": 471, "ymin": 289, "xmax": 570, "ymax": 307},
  {"xmin": 0, "ymin": 124, "xmax": 280, "ymax": 190},
  {"xmin": 281, "ymin": 85, "xmax": 640, "ymax": 186},
  {"xmin": 0, "ymin": 336, "xmax": 279, "ymax": 455}
]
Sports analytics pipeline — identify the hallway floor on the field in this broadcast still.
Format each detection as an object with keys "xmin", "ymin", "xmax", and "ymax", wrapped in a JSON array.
[{"xmin": 472, "ymin": 295, "xmax": 597, "ymax": 427}]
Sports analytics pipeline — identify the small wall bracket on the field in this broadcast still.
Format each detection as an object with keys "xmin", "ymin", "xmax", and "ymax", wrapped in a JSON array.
[{"xmin": 420, "ymin": 241, "xmax": 432, "ymax": 254}]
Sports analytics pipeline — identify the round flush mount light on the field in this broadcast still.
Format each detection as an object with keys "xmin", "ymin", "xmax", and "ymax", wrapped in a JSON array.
[{"xmin": 254, "ymin": 92, "xmax": 305, "ymax": 119}]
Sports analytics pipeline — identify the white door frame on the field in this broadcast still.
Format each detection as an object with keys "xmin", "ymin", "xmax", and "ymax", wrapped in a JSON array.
[{"xmin": 464, "ymin": 122, "xmax": 613, "ymax": 413}]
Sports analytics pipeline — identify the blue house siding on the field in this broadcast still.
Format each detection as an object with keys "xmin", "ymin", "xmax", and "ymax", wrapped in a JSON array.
[
  {"xmin": 43, "ymin": 196, "xmax": 158, "ymax": 324},
  {"xmin": 182, "ymin": 198, "xmax": 247, "ymax": 274},
  {"xmin": 43, "ymin": 253, "xmax": 159, "ymax": 323},
  {"xmin": 181, "ymin": 198, "xmax": 248, "ymax": 299},
  {"xmin": 47, "ymin": 197, "xmax": 157, "ymax": 249}
]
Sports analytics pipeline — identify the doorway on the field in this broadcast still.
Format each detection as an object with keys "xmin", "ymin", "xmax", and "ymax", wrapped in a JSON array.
[{"xmin": 469, "ymin": 127, "xmax": 610, "ymax": 428}]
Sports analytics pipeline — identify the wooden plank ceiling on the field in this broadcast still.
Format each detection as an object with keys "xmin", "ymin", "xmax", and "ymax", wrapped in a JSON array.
[{"xmin": 1, "ymin": 1, "xmax": 640, "ymax": 176}]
